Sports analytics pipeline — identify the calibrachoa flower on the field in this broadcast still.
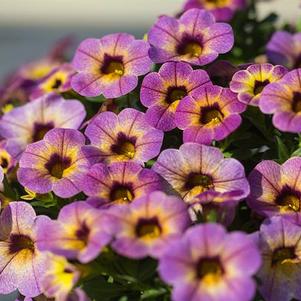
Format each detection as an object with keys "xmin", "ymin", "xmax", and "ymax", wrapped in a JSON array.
[
  {"xmin": 148, "ymin": 9, "xmax": 234, "ymax": 66},
  {"xmin": 40, "ymin": 254, "xmax": 80, "ymax": 301},
  {"xmin": 83, "ymin": 161, "xmax": 163, "ymax": 206},
  {"xmin": 183, "ymin": 0, "xmax": 247, "ymax": 22},
  {"xmin": 0, "ymin": 202, "xmax": 48, "ymax": 297},
  {"xmin": 256, "ymin": 216, "xmax": 301, "ymax": 301},
  {"xmin": 71, "ymin": 33, "xmax": 152, "ymax": 98},
  {"xmin": 230, "ymin": 63, "xmax": 287, "ymax": 106},
  {"xmin": 260, "ymin": 68, "xmax": 301, "ymax": 132},
  {"xmin": 106, "ymin": 191, "xmax": 190, "ymax": 259},
  {"xmin": 140, "ymin": 61, "xmax": 211, "ymax": 131},
  {"xmin": 31, "ymin": 63, "xmax": 76, "ymax": 99},
  {"xmin": 153, "ymin": 143, "xmax": 249, "ymax": 203},
  {"xmin": 175, "ymin": 85, "xmax": 246, "ymax": 144},
  {"xmin": 37, "ymin": 201, "xmax": 111, "ymax": 263},
  {"xmin": 0, "ymin": 93, "xmax": 86, "ymax": 159},
  {"xmin": 17, "ymin": 128, "xmax": 92, "ymax": 198},
  {"xmin": 159, "ymin": 223, "xmax": 261, "ymax": 301},
  {"xmin": 248, "ymin": 157, "xmax": 301, "ymax": 222},
  {"xmin": 266, "ymin": 31, "xmax": 301, "ymax": 69},
  {"xmin": 83, "ymin": 108, "xmax": 163, "ymax": 164}
]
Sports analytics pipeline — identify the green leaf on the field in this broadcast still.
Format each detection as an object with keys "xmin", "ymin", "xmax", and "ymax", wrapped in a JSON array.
[{"xmin": 275, "ymin": 136, "xmax": 289, "ymax": 163}]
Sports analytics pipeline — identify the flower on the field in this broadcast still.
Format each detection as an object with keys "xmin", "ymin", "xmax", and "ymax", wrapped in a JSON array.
[
  {"xmin": 0, "ymin": 93, "xmax": 86, "ymax": 159},
  {"xmin": 140, "ymin": 61, "xmax": 211, "ymax": 131},
  {"xmin": 40, "ymin": 254, "xmax": 80, "ymax": 301},
  {"xmin": 37, "ymin": 201, "xmax": 111, "ymax": 263},
  {"xmin": 71, "ymin": 33, "xmax": 152, "ymax": 98},
  {"xmin": 183, "ymin": 0, "xmax": 247, "ymax": 22},
  {"xmin": 175, "ymin": 85, "xmax": 246, "ymax": 144},
  {"xmin": 148, "ymin": 9, "xmax": 234, "ymax": 66},
  {"xmin": 248, "ymin": 157, "xmax": 301, "ymax": 222},
  {"xmin": 17, "ymin": 128, "xmax": 93, "ymax": 198},
  {"xmin": 256, "ymin": 216, "xmax": 301, "ymax": 301},
  {"xmin": 106, "ymin": 191, "xmax": 190, "ymax": 259},
  {"xmin": 230, "ymin": 63, "xmax": 287, "ymax": 106},
  {"xmin": 30, "ymin": 63, "xmax": 76, "ymax": 99},
  {"xmin": 82, "ymin": 161, "xmax": 163, "ymax": 206},
  {"xmin": 0, "ymin": 202, "xmax": 48, "ymax": 297},
  {"xmin": 153, "ymin": 143, "xmax": 249, "ymax": 203},
  {"xmin": 159, "ymin": 223, "xmax": 261, "ymax": 301},
  {"xmin": 259, "ymin": 69, "xmax": 301, "ymax": 132},
  {"xmin": 83, "ymin": 108, "xmax": 163, "ymax": 165},
  {"xmin": 266, "ymin": 31, "xmax": 301, "ymax": 69}
]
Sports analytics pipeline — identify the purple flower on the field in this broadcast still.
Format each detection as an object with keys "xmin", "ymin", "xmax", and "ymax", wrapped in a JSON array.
[
  {"xmin": 140, "ymin": 61, "xmax": 211, "ymax": 131},
  {"xmin": 82, "ymin": 161, "xmax": 163, "ymax": 206},
  {"xmin": 153, "ymin": 143, "xmax": 249, "ymax": 203},
  {"xmin": 71, "ymin": 33, "xmax": 152, "ymax": 98},
  {"xmin": 30, "ymin": 63, "xmax": 76, "ymax": 99},
  {"xmin": 83, "ymin": 108, "xmax": 163, "ymax": 165},
  {"xmin": 183, "ymin": 0, "xmax": 247, "ymax": 22},
  {"xmin": 256, "ymin": 216, "xmax": 301, "ymax": 301},
  {"xmin": 159, "ymin": 223, "xmax": 261, "ymax": 301},
  {"xmin": 266, "ymin": 31, "xmax": 301, "ymax": 69},
  {"xmin": 148, "ymin": 9, "xmax": 234, "ymax": 66},
  {"xmin": 248, "ymin": 157, "xmax": 301, "ymax": 223},
  {"xmin": 0, "ymin": 93, "xmax": 86, "ymax": 159},
  {"xmin": 230, "ymin": 63, "xmax": 287, "ymax": 106},
  {"xmin": 259, "ymin": 69, "xmax": 301, "ymax": 132},
  {"xmin": 40, "ymin": 254, "xmax": 81, "ymax": 300},
  {"xmin": 0, "ymin": 202, "xmax": 48, "ymax": 297},
  {"xmin": 17, "ymin": 128, "xmax": 93, "ymax": 198},
  {"xmin": 106, "ymin": 191, "xmax": 190, "ymax": 259},
  {"xmin": 37, "ymin": 201, "xmax": 111, "ymax": 263},
  {"xmin": 175, "ymin": 85, "xmax": 246, "ymax": 145}
]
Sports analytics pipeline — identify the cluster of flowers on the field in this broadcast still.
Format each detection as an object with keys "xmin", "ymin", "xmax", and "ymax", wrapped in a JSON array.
[{"xmin": 1, "ymin": 1, "xmax": 301, "ymax": 301}]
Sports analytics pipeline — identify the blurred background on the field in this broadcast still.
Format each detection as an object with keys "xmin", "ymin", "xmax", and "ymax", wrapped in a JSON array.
[{"xmin": 0, "ymin": 0, "xmax": 300, "ymax": 81}]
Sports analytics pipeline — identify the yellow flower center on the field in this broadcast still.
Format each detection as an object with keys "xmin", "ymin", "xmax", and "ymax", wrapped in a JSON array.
[
  {"xmin": 166, "ymin": 87, "xmax": 188, "ymax": 104},
  {"xmin": 9, "ymin": 234, "xmax": 35, "ymax": 254},
  {"xmin": 272, "ymin": 247, "xmax": 296, "ymax": 265},
  {"xmin": 110, "ymin": 185, "xmax": 134, "ymax": 204},
  {"xmin": 186, "ymin": 173, "xmax": 213, "ymax": 191},
  {"xmin": 200, "ymin": 105, "xmax": 224, "ymax": 125},
  {"xmin": 101, "ymin": 55, "xmax": 125, "ymax": 77},
  {"xmin": 45, "ymin": 153, "xmax": 72, "ymax": 179},
  {"xmin": 197, "ymin": 258, "xmax": 223, "ymax": 285},
  {"xmin": 276, "ymin": 190, "xmax": 300, "ymax": 212},
  {"xmin": 136, "ymin": 217, "xmax": 162, "ymax": 240},
  {"xmin": 114, "ymin": 141, "xmax": 136, "ymax": 159},
  {"xmin": 181, "ymin": 42, "xmax": 203, "ymax": 58},
  {"xmin": 253, "ymin": 79, "xmax": 270, "ymax": 96}
]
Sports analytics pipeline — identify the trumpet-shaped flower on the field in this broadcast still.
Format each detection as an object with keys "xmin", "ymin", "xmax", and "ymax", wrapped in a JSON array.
[
  {"xmin": 83, "ymin": 161, "xmax": 163, "ymax": 206},
  {"xmin": 140, "ymin": 61, "xmax": 211, "ymax": 131},
  {"xmin": 256, "ymin": 216, "xmax": 301, "ymax": 301},
  {"xmin": 37, "ymin": 201, "xmax": 111, "ymax": 263},
  {"xmin": 17, "ymin": 128, "xmax": 93, "ymax": 198},
  {"xmin": 106, "ymin": 191, "xmax": 190, "ymax": 259},
  {"xmin": 266, "ymin": 31, "xmax": 301, "ymax": 69},
  {"xmin": 230, "ymin": 64, "xmax": 287, "ymax": 106},
  {"xmin": 175, "ymin": 85, "xmax": 246, "ymax": 145},
  {"xmin": 148, "ymin": 9, "xmax": 234, "ymax": 66},
  {"xmin": 71, "ymin": 33, "xmax": 152, "ymax": 98},
  {"xmin": 159, "ymin": 223, "xmax": 261, "ymax": 301},
  {"xmin": 0, "ymin": 93, "xmax": 86, "ymax": 159},
  {"xmin": 153, "ymin": 143, "xmax": 249, "ymax": 203},
  {"xmin": 83, "ymin": 108, "xmax": 163, "ymax": 165},
  {"xmin": 0, "ymin": 202, "xmax": 48, "ymax": 297},
  {"xmin": 260, "ymin": 69, "xmax": 301, "ymax": 132},
  {"xmin": 248, "ymin": 157, "xmax": 301, "ymax": 222}
]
